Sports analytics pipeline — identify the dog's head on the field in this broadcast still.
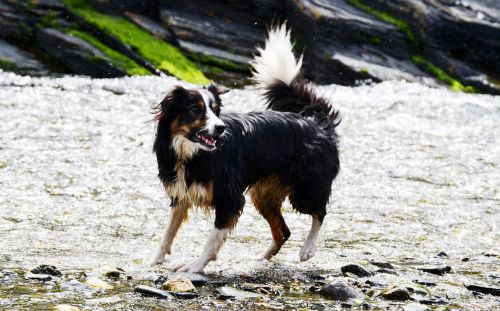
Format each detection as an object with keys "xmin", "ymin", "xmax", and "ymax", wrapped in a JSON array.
[{"xmin": 154, "ymin": 83, "xmax": 229, "ymax": 157}]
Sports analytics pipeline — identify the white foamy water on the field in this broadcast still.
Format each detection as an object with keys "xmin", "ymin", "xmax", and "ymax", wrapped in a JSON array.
[{"xmin": 0, "ymin": 71, "xmax": 499, "ymax": 308}]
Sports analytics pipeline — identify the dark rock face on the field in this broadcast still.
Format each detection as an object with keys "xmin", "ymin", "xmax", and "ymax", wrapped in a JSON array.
[
  {"xmin": 0, "ymin": 39, "xmax": 48, "ymax": 75},
  {"xmin": 31, "ymin": 264, "xmax": 62, "ymax": 277},
  {"xmin": 0, "ymin": 0, "xmax": 498, "ymax": 93},
  {"xmin": 36, "ymin": 28, "xmax": 126, "ymax": 78}
]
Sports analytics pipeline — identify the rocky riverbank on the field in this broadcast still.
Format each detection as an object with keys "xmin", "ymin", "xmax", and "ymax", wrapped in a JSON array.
[
  {"xmin": 0, "ymin": 0, "xmax": 499, "ymax": 93},
  {"xmin": 0, "ymin": 72, "xmax": 499, "ymax": 309}
]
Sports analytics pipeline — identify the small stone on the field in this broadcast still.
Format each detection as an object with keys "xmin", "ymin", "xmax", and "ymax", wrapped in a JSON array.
[
  {"xmin": 60, "ymin": 279, "xmax": 94, "ymax": 293},
  {"xmin": 418, "ymin": 266, "xmax": 451, "ymax": 275},
  {"xmin": 85, "ymin": 277, "xmax": 113, "ymax": 290},
  {"xmin": 162, "ymin": 276, "xmax": 196, "ymax": 292},
  {"xmin": 215, "ymin": 286, "xmax": 261, "ymax": 300},
  {"xmin": 403, "ymin": 303, "xmax": 430, "ymax": 311},
  {"xmin": 436, "ymin": 251, "xmax": 448, "ymax": 257},
  {"xmin": 464, "ymin": 284, "xmax": 500, "ymax": 296},
  {"xmin": 53, "ymin": 305, "xmax": 80, "ymax": 311},
  {"xmin": 320, "ymin": 278, "xmax": 365, "ymax": 301},
  {"xmin": 382, "ymin": 287, "xmax": 411, "ymax": 301},
  {"xmin": 25, "ymin": 273, "xmax": 52, "ymax": 281},
  {"xmin": 103, "ymin": 267, "xmax": 124, "ymax": 279},
  {"xmin": 31, "ymin": 264, "xmax": 62, "ymax": 277},
  {"xmin": 158, "ymin": 272, "xmax": 209, "ymax": 286},
  {"xmin": 135, "ymin": 285, "xmax": 174, "ymax": 299},
  {"xmin": 341, "ymin": 264, "xmax": 373, "ymax": 277},
  {"xmin": 461, "ymin": 257, "xmax": 470, "ymax": 262},
  {"xmin": 370, "ymin": 261, "xmax": 395, "ymax": 270}
]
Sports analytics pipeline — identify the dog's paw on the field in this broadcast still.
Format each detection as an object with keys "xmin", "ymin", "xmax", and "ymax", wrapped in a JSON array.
[
  {"xmin": 147, "ymin": 255, "xmax": 167, "ymax": 267},
  {"xmin": 299, "ymin": 244, "xmax": 316, "ymax": 262},
  {"xmin": 173, "ymin": 262, "xmax": 205, "ymax": 273},
  {"xmin": 259, "ymin": 241, "xmax": 279, "ymax": 261}
]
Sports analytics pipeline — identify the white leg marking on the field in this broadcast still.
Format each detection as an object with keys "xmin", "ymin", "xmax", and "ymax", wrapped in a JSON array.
[
  {"xmin": 260, "ymin": 241, "xmax": 279, "ymax": 260},
  {"xmin": 175, "ymin": 228, "xmax": 230, "ymax": 273},
  {"xmin": 299, "ymin": 216, "xmax": 322, "ymax": 262},
  {"xmin": 148, "ymin": 202, "xmax": 189, "ymax": 266}
]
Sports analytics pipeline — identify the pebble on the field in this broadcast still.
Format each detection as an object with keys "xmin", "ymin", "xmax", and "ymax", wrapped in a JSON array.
[
  {"xmin": 418, "ymin": 266, "xmax": 451, "ymax": 275},
  {"xmin": 25, "ymin": 273, "xmax": 52, "ymax": 281},
  {"xmin": 381, "ymin": 287, "xmax": 411, "ymax": 301},
  {"xmin": 53, "ymin": 305, "xmax": 80, "ymax": 311},
  {"xmin": 341, "ymin": 264, "xmax": 373, "ymax": 277},
  {"xmin": 403, "ymin": 303, "xmax": 430, "ymax": 311},
  {"xmin": 320, "ymin": 278, "xmax": 365, "ymax": 301},
  {"xmin": 436, "ymin": 251, "xmax": 448, "ymax": 258},
  {"xmin": 215, "ymin": 286, "xmax": 261, "ymax": 300},
  {"xmin": 31, "ymin": 264, "xmax": 62, "ymax": 277},
  {"xmin": 102, "ymin": 267, "xmax": 124, "ymax": 279},
  {"xmin": 85, "ymin": 277, "xmax": 113, "ymax": 290},
  {"xmin": 162, "ymin": 275, "xmax": 196, "ymax": 292},
  {"xmin": 134, "ymin": 285, "xmax": 174, "ymax": 299},
  {"xmin": 156, "ymin": 272, "xmax": 209, "ymax": 287}
]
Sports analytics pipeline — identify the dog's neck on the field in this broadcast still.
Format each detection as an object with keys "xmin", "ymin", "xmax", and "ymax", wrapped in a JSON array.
[{"xmin": 171, "ymin": 135, "xmax": 200, "ymax": 161}]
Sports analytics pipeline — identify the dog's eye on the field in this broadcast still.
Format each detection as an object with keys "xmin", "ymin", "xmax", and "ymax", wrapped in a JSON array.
[{"xmin": 190, "ymin": 106, "xmax": 201, "ymax": 113}]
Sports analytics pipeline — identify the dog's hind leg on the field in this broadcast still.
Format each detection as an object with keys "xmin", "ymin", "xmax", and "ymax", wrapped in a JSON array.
[
  {"xmin": 250, "ymin": 175, "xmax": 291, "ymax": 260},
  {"xmin": 299, "ymin": 214, "xmax": 324, "ymax": 262},
  {"xmin": 148, "ymin": 199, "xmax": 189, "ymax": 266}
]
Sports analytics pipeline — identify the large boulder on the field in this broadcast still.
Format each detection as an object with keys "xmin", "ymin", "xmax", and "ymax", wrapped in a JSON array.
[
  {"xmin": 36, "ymin": 28, "xmax": 126, "ymax": 77},
  {"xmin": 0, "ymin": 39, "xmax": 48, "ymax": 76}
]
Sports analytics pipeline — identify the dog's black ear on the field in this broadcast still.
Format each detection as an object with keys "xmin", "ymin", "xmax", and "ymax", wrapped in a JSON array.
[
  {"xmin": 153, "ymin": 85, "xmax": 187, "ymax": 121},
  {"xmin": 208, "ymin": 83, "xmax": 230, "ymax": 96}
]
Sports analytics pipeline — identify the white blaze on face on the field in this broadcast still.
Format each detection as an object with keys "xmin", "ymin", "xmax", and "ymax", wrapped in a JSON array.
[{"xmin": 199, "ymin": 89, "xmax": 224, "ymax": 135}]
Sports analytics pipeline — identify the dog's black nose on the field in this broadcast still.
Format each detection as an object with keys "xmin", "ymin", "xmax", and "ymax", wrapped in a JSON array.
[{"xmin": 214, "ymin": 124, "xmax": 226, "ymax": 136}]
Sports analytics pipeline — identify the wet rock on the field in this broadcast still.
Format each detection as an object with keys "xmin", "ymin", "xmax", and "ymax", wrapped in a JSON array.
[
  {"xmin": 25, "ymin": 272, "xmax": 52, "ymax": 281},
  {"xmin": 31, "ymin": 264, "xmax": 62, "ymax": 277},
  {"xmin": 124, "ymin": 12, "xmax": 174, "ymax": 43},
  {"xmin": 85, "ymin": 277, "xmax": 113, "ymax": 290},
  {"xmin": 370, "ymin": 261, "xmax": 395, "ymax": 270},
  {"xmin": 364, "ymin": 279, "xmax": 386, "ymax": 288},
  {"xmin": 215, "ymin": 286, "xmax": 261, "ymax": 300},
  {"xmin": 53, "ymin": 305, "xmax": 80, "ymax": 311},
  {"xmin": 320, "ymin": 279, "xmax": 365, "ymax": 301},
  {"xmin": 381, "ymin": 287, "xmax": 411, "ymax": 301},
  {"xmin": 341, "ymin": 264, "xmax": 373, "ymax": 277},
  {"xmin": 464, "ymin": 284, "xmax": 500, "ymax": 296},
  {"xmin": 403, "ymin": 303, "xmax": 430, "ymax": 311},
  {"xmin": 36, "ymin": 28, "xmax": 126, "ymax": 78},
  {"xmin": 418, "ymin": 298, "xmax": 448, "ymax": 306},
  {"xmin": 418, "ymin": 266, "xmax": 451, "ymax": 275},
  {"xmin": 0, "ymin": 40, "xmax": 49, "ymax": 76},
  {"xmin": 162, "ymin": 275, "xmax": 196, "ymax": 292},
  {"xmin": 135, "ymin": 285, "xmax": 174, "ymax": 299},
  {"xmin": 60, "ymin": 279, "xmax": 95, "ymax": 293},
  {"xmin": 436, "ymin": 251, "xmax": 448, "ymax": 258},
  {"xmin": 156, "ymin": 272, "xmax": 209, "ymax": 287},
  {"xmin": 102, "ymin": 267, "xmax": 124, "ymax": 280}
]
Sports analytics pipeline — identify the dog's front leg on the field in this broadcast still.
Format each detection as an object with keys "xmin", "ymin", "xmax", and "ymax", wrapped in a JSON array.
[
  {"xmin": 148, "ymin": 199, "xmax": 190, "ymax": 266},
  {"xmin": 175, "ymin": 198, "xmax": 243, "ymax": 273}
]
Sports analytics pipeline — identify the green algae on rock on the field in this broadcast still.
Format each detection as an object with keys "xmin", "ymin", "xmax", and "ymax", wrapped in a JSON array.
[{"xmin": 62, "ymin": 0, "xmax": 209, "ymax": 84}]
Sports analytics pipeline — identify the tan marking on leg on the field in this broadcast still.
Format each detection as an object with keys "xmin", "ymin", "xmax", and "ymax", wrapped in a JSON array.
[
  {"xmin": 250, "ymin": 175, "xmax": 291, "ymax": 260},
  {"xmin": 149, "ymin": 200, "xmax": 190, "ymax": 266}
]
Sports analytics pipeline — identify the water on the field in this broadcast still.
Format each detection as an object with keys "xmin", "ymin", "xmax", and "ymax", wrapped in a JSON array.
[{"xmin": 0, "ymin": 71, "xmax": 499, "ymax": 309}]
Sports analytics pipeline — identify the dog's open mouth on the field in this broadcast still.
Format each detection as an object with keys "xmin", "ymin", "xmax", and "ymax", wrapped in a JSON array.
[{"xmin": 194, "ymin": 131, "xmax": 217, "ymax": 149}]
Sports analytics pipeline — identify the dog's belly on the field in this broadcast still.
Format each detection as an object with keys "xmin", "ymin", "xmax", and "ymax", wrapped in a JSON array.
[{"xmin": 165, "ymin": 163, "xmax": 213, "ymax": 208}]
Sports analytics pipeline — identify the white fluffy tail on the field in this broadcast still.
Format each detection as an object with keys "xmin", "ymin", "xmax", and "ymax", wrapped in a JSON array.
[{"xmin": 251, "ymin": 22, "xmax": 303, "ymax": 88}]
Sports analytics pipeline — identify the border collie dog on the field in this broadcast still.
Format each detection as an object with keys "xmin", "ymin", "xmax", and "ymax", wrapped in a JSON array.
[{"xmin": 149, "ymin": 24, "xmax": 340, "ymax": 272}]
